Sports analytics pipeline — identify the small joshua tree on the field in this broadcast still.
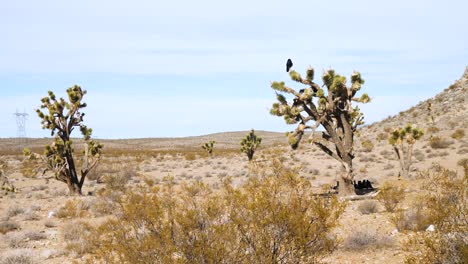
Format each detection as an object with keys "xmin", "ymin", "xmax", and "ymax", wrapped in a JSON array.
[
  {"xmin": 201, "ymin": 140, "xmax": 215, "ymax": 156},
  {"xmin": 240, "ymin": 129, "xmax": 262, "ymax": 161},
  {"xmin": 270, "ymin": 65, "xmax": 370, "ymax": 194},
  {"xmin": 388, "ymin": 124, "xmax": 424, "ymax": 178},
  {"xmin": 24, "ymin": 85, "xmax": 102, "ymax": 195}
]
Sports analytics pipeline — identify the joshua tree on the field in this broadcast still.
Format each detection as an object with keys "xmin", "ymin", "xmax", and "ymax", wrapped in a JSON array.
[
  {"xmin": 270, "ymin": 66, "xmax": 370, "ymax": 194},
  {"xmin": 240, "ymin": 129, "xmax": 262, "ymax": 161},
  {"xmin": 24, "ymin": 85, "xmax": 103, "ymax": 195},
  {"xmin": 202, "ymin": 140, "xmax": 215, "ymax": 156},
  {"xmin": 388, "ymin": 124, "xmax": 424, "ymax": 178}
]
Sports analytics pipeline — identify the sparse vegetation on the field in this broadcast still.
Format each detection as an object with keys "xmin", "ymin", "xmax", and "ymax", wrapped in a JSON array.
[
  {"xmin": 357, "ymin": 200, "xmax": 379, "ymax": 214},
  {"xmin": 361, "ymin": 139, "xmax": 374, "ymax": 152},
  {"xmin": 270, "ymin": 65, "xmax": 370, "ymax": 194},
  {"xmin": 403, "ymin": 165, "xmax": 468, "ymax": 263},
  {"xmin": 62, "ymin": 220, "xmax": 95, "ymax": 256},
  {"xmin": 0, "ymin": 221, "xmax": 20, "ymax": 234},
  {"xmin": 0, "ymin": 252, "xmax": 34, "ymax": 264},
  {"xmin": 343, "ymin": 229, "xmax": 394, "ymax": 250},
  {"xmin": 429, "ymin": 136, "xmax": 452, "ymax": 149},
  {"xmin": 451, "ymin": 129, "xmax": 465, "ymax": 140},
  {"xmin": 83, "ymin": 154, "xmax": 346, "ymax": 263},
  {"xmin": 377, "ymin": 182, "xmax": 405, "ymax": 212}
]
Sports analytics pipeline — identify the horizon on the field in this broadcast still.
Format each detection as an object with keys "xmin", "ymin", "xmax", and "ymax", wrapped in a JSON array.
[{"xmin": 1, "ymin": 0, "xmax": 467, "ymax": 139}]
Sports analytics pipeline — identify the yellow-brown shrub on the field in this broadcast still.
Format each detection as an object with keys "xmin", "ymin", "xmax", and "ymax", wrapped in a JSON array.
[
  {"xmin": 377, "ymin": 182, "xmax": 405, "ymax": 212},
  {"xmin": 84, "ymin": 154, "xmax": 346, "ymax": 263},
  {"xmin": 403, "ymin": 165, "xmax": 468, "ymax": 263}
]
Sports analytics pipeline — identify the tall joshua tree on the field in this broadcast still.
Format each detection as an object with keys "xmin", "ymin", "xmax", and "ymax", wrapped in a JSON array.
[
  {"xmin": 389, "ymin": 124, "xmax": 424, "ymax": 178},
  {"xmin": 240, "ymin": 129, "xmax": 262, "ymax": 161},
  {"xmin": 25, "ymin": 86, "xmax": 102, "ymax": 195},
  {"xmin": 270, "ymin": 66, "xmax": 370, "ymax": 194}
]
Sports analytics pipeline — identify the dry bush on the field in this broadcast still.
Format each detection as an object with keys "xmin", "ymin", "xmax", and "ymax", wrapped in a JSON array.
[
  {"xmin": 391, "ymin": 205, "xmax": 430, "ymax": 232},
  {"xmin": 7, "ymin": 205, "xmax": 25, "ymax": 218},
  {"xmin": 90, "ymin": 192, "xmax": 119, "ymax": 216},
  {"xmin": 23, "ymin": 212, "xmax": 40, "ymax": 221},
  {"xmin": 25, "ymin": 231, "xmax": 47, "ymax": 241},
  {"xmin": 376, "ymin": 132, "xmax": 388, "ymax": 142},
  {"xmin": 403, "ymin": 165, "xmax": 468, "ymax": 263},
  {"xmin": 7, "ymin": 232, "xmax": 25, "ymax": 248},
  {"xmin": 429, "ymin": 136, "xmax": 452, "ymax": 149},
  {"xmin": 413, "ymin": 150, "xmax": 425, "ymax": 162},
  {"xmin": 56, "ymin": 199, "xmax": 91, "ymax": 219},
  {"xmin": 377, "ymin": 182, "xmax": 405, "ymax": 212},
  {"xmin": 44, "ymin": 219, "xmax": 57, "ymax": 228},
  {"xmin": 0, "ymin": 221, "xmax": 19, "ymax": 234},
  {"xmin": 427, "ymin": 125, "xmax": 440, "ymax": 134},
  {"xmin": 0, "ymin": 251, "xmax": 33, "ymax": 264},
  {"xmin": 84, "ymin": 152, "xmax": 346, "ymax": 263},
  {"xmin": 62, "ymin": 220, "xmax": 95, "ymax": 256},
  {"xmin": 360, "ymin": 140, "xmax": 374, "ymax": 152},
  {"xmin": 343, "ymin": 229, "xmax": 394, "ymax": 250},
  {"xmin": 357, "ymin": 200, "xmax": 379, "ymax": 214},
  {"xmin": 451, "ymin": 129, "xmax": 465, "ymax": 140},
  {"xmin": 183, "ymin": 152, "xmax": 197, "ymax": 161}
]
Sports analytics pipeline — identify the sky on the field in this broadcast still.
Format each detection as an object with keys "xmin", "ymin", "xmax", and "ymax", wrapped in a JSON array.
[{"xmin": 1, "ymin": 0, "xmax": 467, "ymax": 139}]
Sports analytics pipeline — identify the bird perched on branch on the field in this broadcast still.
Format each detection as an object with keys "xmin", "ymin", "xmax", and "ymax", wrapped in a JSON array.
[{"xmin": 286, "ymin": 58, "xmax": 293, "ymax": 72}]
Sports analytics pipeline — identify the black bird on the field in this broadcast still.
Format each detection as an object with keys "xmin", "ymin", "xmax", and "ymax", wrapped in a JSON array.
[{"xmin": 286, "ymin": 58, "xmax": 293, "ymax": 72}]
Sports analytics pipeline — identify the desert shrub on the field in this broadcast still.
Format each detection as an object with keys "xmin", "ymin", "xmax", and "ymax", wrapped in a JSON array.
[
  {"xmin": 62, "ymin": 220, "xmax": 95, "ymax": 256},
  {"xmin": 391, "ymin": 205, "xmax": 430, "ymax": 232},
  {"xmin": 184, "ymin": 152, "xmax": 197, "ymax": 161},
  {"xmin": 91, "ymin": 192, "xmax": 119, "ymax": 216},
  {"xmin": 84, "ymin": 154, "xmax": 346, "ymax": 263},
  {"xmin": 0, "ymin": 252, "xmax": 33, "ymax": 264},
  {"xmin": 403, "ymin": 165, "xmax": 468, "ymax": 263},
  {"xmin": 413, "ymin": 150, "xmax": 425, "ymax": 162},
  {"xmin": 343, "ymin": 229, "xmax": 394, "ymax": 250},
  {"xmin": 23, "ymin": 212, "xmax": 40, "ymax": 221},
  {"xmin": 0, "ymin": 221, "xmax": 19, "ymax": 234},
  {"xmin": 426, "ymin": 126, "xmax": 440, "ymax": 134},
  {"xmin": 7, "ymin": 232, "xmax": 25, "ymax": 248},
  {"xmin": 429, "ymin": 136, "xmax": 452, "ymax": 149},
  {"xmin": 56, "ymin": 199, "xmax": 90, "ymax": 219},
  {"xmin": 377, "ymin": 182, "xmax": 405, "ymax": 212},
  {"xmin": 25, "ymin": 231, "xmax": 47, "ymax": 241},
  {"xmin": 7, "ymin": 205, "xmax": 25, "ymax": 218},
  {"xmin": 451, "ymin": 129, "xmax": 465, "ymax": 140},
  {"xmin": 44, "ymin": 219, "xmax": 57, "ymax": 228},
  {"xmin": 376, "ymin": 132, "xmax": 388, "ymax": 141},
  {"xmin": 361, "ymin": 140, "xmax": 374, "ymax": 152},
  {"xmin": 357, "ymin": 200, "xmax": 379, "ymax": 214}
]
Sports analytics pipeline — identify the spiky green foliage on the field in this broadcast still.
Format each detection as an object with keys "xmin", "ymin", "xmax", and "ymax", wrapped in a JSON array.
[
  {"xmin": 388, "ymin": 124, "xmax": 424, "ymax": 178},
  {"xmin": 202, "ymin": 140, "xmax": 215, "ymax": 156},
  {"xmin": 24, "ymin": 85, "xmax": 103, "ymax": 195},
  {"xmin": 270, "ymin": 65, "xmax": 370, "ymax": 194},
  {"xmin": 240, "ymin": 129, "xmax": 262, "ymax": 161}
]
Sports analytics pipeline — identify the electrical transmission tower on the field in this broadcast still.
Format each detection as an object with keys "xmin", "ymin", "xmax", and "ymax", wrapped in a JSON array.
[{"xmin": 13, "ymin": 110, "xmax": 28, "ymax": 147}]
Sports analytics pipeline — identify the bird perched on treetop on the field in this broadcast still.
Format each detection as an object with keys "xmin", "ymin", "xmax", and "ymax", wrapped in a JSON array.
[{"xmin": 286, "ymin": 58, "xmax": 293, "ymax": 72}]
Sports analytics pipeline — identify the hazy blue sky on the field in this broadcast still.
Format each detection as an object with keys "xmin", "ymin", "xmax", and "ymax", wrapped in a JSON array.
[{"xmin": 1, "ymin": 0, "xmax": 467, "ymax": 138}]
